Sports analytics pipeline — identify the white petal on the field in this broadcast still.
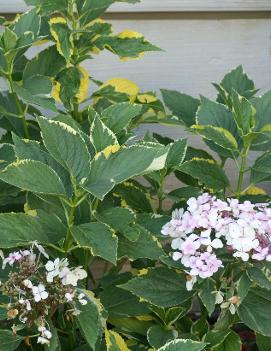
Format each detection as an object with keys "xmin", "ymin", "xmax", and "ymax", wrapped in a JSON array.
[
  {"xmin": 172, "ymin": 252, "xmax": 182, "ymax": 261},
  {"xmin": 211, "ymin": 239, "xmax": 223, "ymax": 249},
  {"xmin": 45, "ymin": 261, "xmax": 54, "ymax": 272},
  {"xmin": 41, "ymin": 291, "xmax": 48, "ymax": 300}
]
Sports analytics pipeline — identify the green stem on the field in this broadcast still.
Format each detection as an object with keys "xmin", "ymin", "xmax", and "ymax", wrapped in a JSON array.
[
  {"xmin": 7, "ymin": 73, "xmax": 30, "ymax": 139},
  {"xmin": 72, "ymin": 102, "xmax": 82, "ymax": 122},
  {"xmin": 236, "ymin": 146, "xmax": 250, "ymax": 197},
  {"xmin": 64, "ymin": 204, "xmax": 76, "ymax": 252},
  {"xmin": 91, "ymin": 197, "xmax": 100, "ymax": 218},
  {"xmin": 157, "ymin": 176, "xmax": 165, "ymax": 214}
]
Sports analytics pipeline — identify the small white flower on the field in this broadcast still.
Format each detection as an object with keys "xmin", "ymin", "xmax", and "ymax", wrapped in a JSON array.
[
  {"xmin": 215, "ymin": 291, "xmax": 224, "ymax": 304},
  {"xmin": 171, "ymin": 238, "xmax": 183, "ymax": 250},
  {"xmin": 32, "ymin": 241, "xmax": 49, "ymax": 259},
  {"xmin": 172, "ymin": 251, "xmax": 182, "ymax": 261},
  {"xmin": 65, "ymin": 292, "xmax": 74, "ymax": 302},
  {"xmin": 37, "ymin": 336, "xmax": 50, "ymax": 345},
  {"xmin": 62, "ymin": 267, "xmax": 87, "ymax": 287},
  {"xmin": 46, "ymin": 258, "xmax": 70, "ymax": 283},
  {"xmin": 23, "ymin": 279, "xmax": 33, "ymax": 289},
  {"xmin": 32, "ymin": 284, "xmax": 48, "ymax": 302},
  {"xmin": 38, "ymin": 326, "xmax": 52, "ymax": 341},
  {"xmin": 229, "ymin": 303, "xmax": 236, "ymax": 315},
  {"xmin": 186, "ymin": 276, "xmax": 197, "ymax": 291},
  {"xmin": 233, "ymin": 251, "xmax": 249, "ymax": 262},
  {"xmin": 2, "ymin": 252, "xmax": 22, "ymax": 269}
]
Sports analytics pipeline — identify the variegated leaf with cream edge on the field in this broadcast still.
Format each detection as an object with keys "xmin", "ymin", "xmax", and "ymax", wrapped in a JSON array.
[
  {"xmin": 101, "ymin": 102, "xmax": 142, "ymax": 134},
  {"xmin": 0, "ymin": 159, "xmax": 66, "ymax": 196},
  {"xmin": 178, "ymin": 158, "xmax": 230, "ymax": 192},
  {"xmin": 82, "ymin": 144, "xmax": 169, "ymax": 199},
  {"xmin": 157, "ymin": 339, "xmax": 206, "ymax": 351},
  {"xmin": 38, "ymin": 116, "xmax": 91, "ymax": 182},
  {"xmin": 105, "ymin": 329, "xmax": 130, "ymax": 351},
  {"xmin": 120, "ymin": 267, "xmax": 193, "ymax": 308},
  {"xmin": 71, "ymin": 222, "xmax": 118, "ymax": 264},
  {"xmin": 90, "ymin": 114, "xmax": 119, "ymax": 153}
]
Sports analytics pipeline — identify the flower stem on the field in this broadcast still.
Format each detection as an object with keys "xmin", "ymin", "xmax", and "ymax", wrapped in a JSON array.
[
  {"xmin": 64, "ymin": 204, "xmax": 76, "ymax": 252},
  {"xmin": 157, "ymin": 176, "xmax": 165, "ymax": 214},
  {"xmin": 236, "ymin": 146, "xmax": 250, "ymax": 197}
]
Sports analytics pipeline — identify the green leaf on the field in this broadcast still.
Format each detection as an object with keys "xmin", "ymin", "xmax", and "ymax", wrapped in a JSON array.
[
  {"xmin": 12, "ymin": 8, "xmax": 41, "ymax": 38},
  {"xmin": 47, "ymin": 324, "xmax": 61, "ymax": 351},
  {"xmin": 118, "ymin": 225, "xmax": 164, "ymax": 260},
  {"xmin": 0, "ymin": 330, "xmax": 24, "ymax": 351},
  {"xmin": 192, "ymin": 125, "xmax": 239, "ymax": 156},
  {"xmin": 237, "ymin": 272, "xmax": 251, "ymax": 302},
  {"xmin": 49, "ymin": 19, "xmax": 72, "ymax": 61},
  {"xmin": 215, "ymin": 65, "xmax": 257, "ymax": 104},
  {"xmin": 14, "ymin": 76, "xmax": 56, "ymax": 111},
  {"xmin": 147, "ymin": 325, "xmax": 176, "ymax": 349},
  {"xmin": 76, "ymin": 291, "xmax": 103, "ymax": 350},
  {"xmin": 204, "ymin": 330, "xmax": 241, "ymax": 351},
  {"xmin": 137, "ymin": 213, "xmax": 170, "ymax": 237},
  {"xmin": 24, "ymin": 74, "xmax": 52, "ymax": 95},
  {"xmin": 196, "ymin": 96, "xmax": 241, "ymax": 158},
  {"xmin": 101, "ymin": 102, "xmax": 142, "ymax": 134},
  {"xmin": 82, "ymin": 144, "xmax": 168, "ymax": 200},
  {"xmin": 0, "ymin": 213, "xmax": 62, "ymax": 248},
  {"xmin": 0, "ymin": 160, "xmax": 66, "ymax": 196},
  {"xmin": 166, "ymin": 139, "xmax": 187, "ymax": 172},
  {"xmin": 78, "ymin": 0, "xmax": 139, "ymax": 26},
  {"xmin": 256, "ymin": 333, "xmax": 271, "ymax": 351},
  {"xmin": 38, "ymin": 117, "xmax": 91, "ymax": 182},
  {"xmin": 1, "ymin": 28, "xmax": 18, "ymax": 52},
  {"xmin": 100, "ymin": 285, "xmax": 149, "ymax": 317},
  {"xmin": 0, "ymin": 144, "xmax": 15, "ymax": 170},
  {"xmin": 120, "ymin": 267, "xmax": 193, "ymax": 307},
  {"xmin": 191, "ymin": 316, "xmax": 209, "ymax": 339},
  {"xmin": 250, "ymin": 152, "xmax": 271, "ymax": 184},
  {"xmin": 179, "ymin": 158, "xmax": 229, "ymax": 191},
  {"xmin": 12, "ymin": 134, "xmax": 73, "ymax": 197},
  {"xmin": 96, "ymin": 207, "xmax": 136, "ymax": 234},
  {"xmin": 23, "ymin": 45, "xmax": 66, "ymax": 79},
  {"xmin": 90, "ymin": 115, "xmax": 118, "ymax": 153},
  {"xmin": 212, "ymin": 331, "xmax": 242, "ymax": 351},
  {"xmin": 252, "ymin": 91, "xmax": 271, "ymax": 132},
  {"xmin": 168, "ymin": 186, "xmax": 202, "ymax": 202},
  {"xmin": 0, "ymin": 91, "xmax": 24, "ymax": 118},
  {"xmin": 98, "ymin": 35, "xmax": 161, "ymax": 59},
  {"xmin": 71, "ymin": 222, "xmax": 118, "ymax": 264},
  {"xmin": 161, "ymin": 89, "xmax": 200, "ymax": 127},
  {"xmin": 157, "ymin": 339, "xmax": 206, "ymax": 351},
  {"xmin": 247, "ymin": 266, "xmax": 271, "ymax": 290},
  {"xmin": 105, "ymin": 329, "xmax": 130, "ymax": 351},
  {"xmin": 114, "ymin": 181, "xmax": 153, "ymax": 213},
  {"xmin": 199, "ymin": 279, "xmax": 216, "ymax": 316},
  {"xmin": 57, "ymin": 67, "xmax": 82, "ymax": 109},
  {"xmin": 231, "ymin": 91, "xmax": 256, "ymax": 136},
  {"xmin": 238, "ymin": 287, "xmax": 271, "ymax": 336}
]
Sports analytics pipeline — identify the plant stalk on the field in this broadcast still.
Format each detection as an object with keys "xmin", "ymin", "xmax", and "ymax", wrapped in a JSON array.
[
  {"xmin": 64, "ymin": 204, "xmax": 76, "ymax": 252},
  {"xmin": 236, "ymin": 146, "xmax": 250, "ymax": 197},
  {"xmin": 157, "ymin": 176, "xmax": 165, "ymax": 213}
]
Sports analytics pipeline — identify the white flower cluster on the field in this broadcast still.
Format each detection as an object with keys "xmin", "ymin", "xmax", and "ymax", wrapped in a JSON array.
[
  {"xmin": 162, "ymin": 193, "xmax": 271, "ymax": 290},
  {"xmin": 0, "ymin": 241, "xmax": 88, "ymax": 346}
]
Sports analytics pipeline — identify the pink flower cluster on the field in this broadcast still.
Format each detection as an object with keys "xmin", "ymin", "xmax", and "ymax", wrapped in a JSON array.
[{"xmin": 162, "ymin": 193, "xmax": 271, "ymax": 288}]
